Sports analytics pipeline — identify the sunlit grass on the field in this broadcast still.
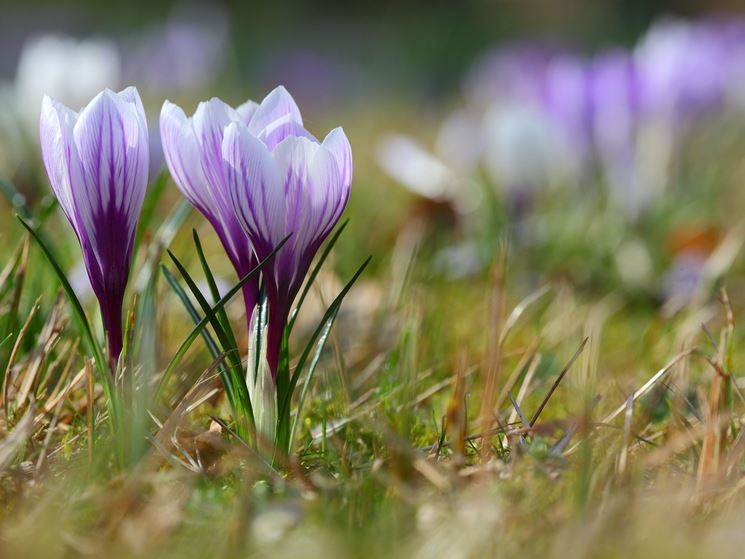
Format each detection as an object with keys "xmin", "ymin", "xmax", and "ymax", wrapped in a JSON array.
[{"xmin": 2, "ymin": 94, "xmax": 745, "ymax": 559}]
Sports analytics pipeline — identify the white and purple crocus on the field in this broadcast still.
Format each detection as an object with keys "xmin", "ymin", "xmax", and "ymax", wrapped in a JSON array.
[
  {"xmin": 160, "ymin": 94, "xmax": 260, "ymax": 323},
  {"xmin": 161, "ymin": 86, "xmax": 352, "ymax": 378},
  {"xmin": 40, "ymin": 87, "xmax": 149, "ymax": 365}
]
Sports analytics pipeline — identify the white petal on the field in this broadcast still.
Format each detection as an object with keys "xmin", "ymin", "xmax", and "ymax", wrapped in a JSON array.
[
  {"xmin": 322, "ymin": 127, "xmax": 353, "ymax": 189},
  {"xmin": 192, "ymin": 97, "xmax": 239, "ymax": 145},
  {"xmin": 247, "ymin": 309, "xmax": 276, "ymax": 452},
  {"xmin": 39, "ymin": 95, "xmax": 81, "ymax": 225},
  {"xmin": 258, "ymin": 120, "xmax": 317, "ymax": 151},
  {"xmin": 116, "ymin": 86, "xmax": 145, "ymax": 115},
  {"xmin": 308, "ymin": 144, "xmax": 344, "ymax": 240},
  {"xmin": 247, "ymin": 85, "xmax": 303, "ymax": 138},
  {"xmin": 236, "ymin": 99, "xmax": 259, "ymax": 125},
  {"xmin": 160, "ymin": 100, "xmax": 217, "ymax": 218},
  {"xmin": 192, "ymin": 97, "xmax": 240, "ymax": 198}
]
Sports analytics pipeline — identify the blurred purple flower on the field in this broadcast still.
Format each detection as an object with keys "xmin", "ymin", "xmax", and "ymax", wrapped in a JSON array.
[
  {"xmin": 663, "ymin": 251, "xmax": 707, "ymax": 304},
  {"xmin": 258, "ymin": 48, "xmax": 365, "ymax": 109},
  {"xmin": 465, "ymin": 45, "xmax": 554, "ymax": 108},
  {"xmin": 539, "ymin": 54, "xmax": 594, "ymax": 174},
  {"xmin": 225, "ymin": 86, "xmax": 352, "ymax": 377},
  {"xmin": 122, "ymin": 2, "xmax": 227, "ymax": 95},
  {"xmin": 160, "ymin": 96, "xmax": 260, "ymax": 325},
  {"xmin": 589, "ymin": 49, "xmax": 655, "ymax": 218},
  {"xmin": 40, "ymin": 87, "xmax": 149, "ymax": 362},
  {"xmin": 468, "ymin": 46, "xmax": 594, "ymax": 187},
  {"xmin": 635, "ymin": 18, "xmax": 731, "ymax": 118}
]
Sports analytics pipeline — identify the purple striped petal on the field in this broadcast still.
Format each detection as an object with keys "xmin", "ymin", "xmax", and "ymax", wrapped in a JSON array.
[
  {"xmin": 72, "ymin": 88, "xmax": 148, "ymax": 244},
  {"xmin": 40, "ymin": 87, "xmax": 149, "ymax": 361},
  {"xmin": 192, "ymin": 97, "xmax": 239, "ymax": 196},
  {"xmin": 222, "ymin": 121, "xmax": 283, "ymax": 253},
  {"xmin": 160, "ymin": 99, "xmax": 260, "ymax": 321},
  {"xmin": 266, "ymin": 134, "xmax": 344, "ymax": 294}
]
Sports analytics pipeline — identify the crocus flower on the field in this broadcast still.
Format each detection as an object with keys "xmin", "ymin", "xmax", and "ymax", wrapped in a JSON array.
[
  {"xmin": 39, "ymin": 87, "xmax": 148, "ymax": 364},
  {"xmin": 223, "ymin": 86, "xmax": 352, "ymax": 377},
  {"xmin": 160, "ymin": 96, "xmax": 260, "ymax": 322},
  {"xmin": 635, "ymin": 18, "xmax": 729, "ymax": 118},
  {"xmin": 482, "ymin": 101, "xmax": 561, "ymax": 200},
  {"xmin": 590, "ymin": 49, "xmax": 652, "ymax": 219}
]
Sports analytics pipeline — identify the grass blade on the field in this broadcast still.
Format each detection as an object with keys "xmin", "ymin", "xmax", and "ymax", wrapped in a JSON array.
[
  {"xmin": 529, "ymin": 337, "xmax": 588, "ymax": 427},
  {"xmin": 132, "ymin": 169, "xmax": 169, "ymax": 260},
  {"xmin": 133, "ymin": 199, "xmax": 192, "ymax": 292},
  {"xmin": 192, "ymin": 229, "xmax": 238, "ymax": 351},
  {"xmin": 131, "ymin": 199, "xmax": 191, "ymax": 376},
  {"xmin": 287, "ymin": 220, "xmax": 348, "ymax": 334},
  {"xmin": 278, "ymin": 255, "xmax": 371, "ymax": 425},
  {"xmin": 166, "ymin": 249, "xmax": 243, "ymax": 375},
  {"xmin": 157, "ymin": 234, "xmax": 291, "ymax": 399},
  {"xmin": 161, "ymin": 264, "xmax": 237, "ymax": 406},
  {"xmin": 289, "ymin": 310, "xmax": 336, "ymax": 448},
  {"xmin": 17, "ymin": 216, "xmax": 106, "ymax": 375},
  {"xmin": 17, "ymin": 215, "xmax": 120, "ymax": 432},
  {"xmin": 161, "ymin": 266, "xmax": 222, "ymax": 361}
]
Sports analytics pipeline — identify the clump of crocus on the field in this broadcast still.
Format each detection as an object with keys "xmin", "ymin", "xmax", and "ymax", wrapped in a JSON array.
[
  {"xmin": 39, "ymin": 87, "xmax": 149, "ymax": 366},
  {"xmin": 160, "ymin": 96, "xmax": 260, "ymax": 322},
  {"xmin": 162, "ymin": 85, "xmax": 351, "ymax": 374},
  {"xmin": 161, "ymin": 86, "xmax": 352, "ymax": 451}
]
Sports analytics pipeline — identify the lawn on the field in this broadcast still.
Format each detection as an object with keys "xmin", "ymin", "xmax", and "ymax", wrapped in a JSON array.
[{"xmin": 2, "ymin": 6, "xmax": 745, "ymax": 559}]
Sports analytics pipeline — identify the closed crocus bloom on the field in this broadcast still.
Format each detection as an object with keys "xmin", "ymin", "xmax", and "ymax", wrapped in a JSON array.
[
  {"xmin": 160, "ymin": 96, "xmax": 260, "ymax": 322},
  {"xmin": 40, "ymin": 87, "xmax": 148, "ymax": 364},
  {"xmin": 224, "ymin": 86, "xmax": 352, "ymax": 377}
]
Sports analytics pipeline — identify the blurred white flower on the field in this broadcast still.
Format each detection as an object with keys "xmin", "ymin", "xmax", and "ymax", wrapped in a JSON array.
[
  {"xmin": 482, "ymin": 101, "xmax": 564, "ymax": 194},
  {"xmin": 376, "ymin": 133, "xmax": 455, "ymax": 201},
  {"xmin": 14, "ymin": 35, "xmax": 120, "ymax": 129},
  {"xmin": 434, "ymin": 109, "xmax": 483, "ymax": 173},
  {"xmin": 376, "ymin": 110, "xmax": 482, "ymax": 214}
]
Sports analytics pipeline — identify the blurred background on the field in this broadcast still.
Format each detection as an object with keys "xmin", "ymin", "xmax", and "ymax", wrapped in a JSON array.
[
  {"xmin": 3, "ymin": 0, "xmax": 745, "ymax": 316},
  {"xmin": 2, "ymin": 1, "xmax": 745, "ymax": 102},
  {"xmin": 6, "ymin": 4, "xmax": 745, "ymax": 556}
]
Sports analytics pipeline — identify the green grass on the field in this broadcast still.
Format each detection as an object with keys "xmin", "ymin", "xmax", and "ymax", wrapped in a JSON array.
[{"xmin": 2, "ymin": 104, "xmax": 745, "ymax": 559}]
